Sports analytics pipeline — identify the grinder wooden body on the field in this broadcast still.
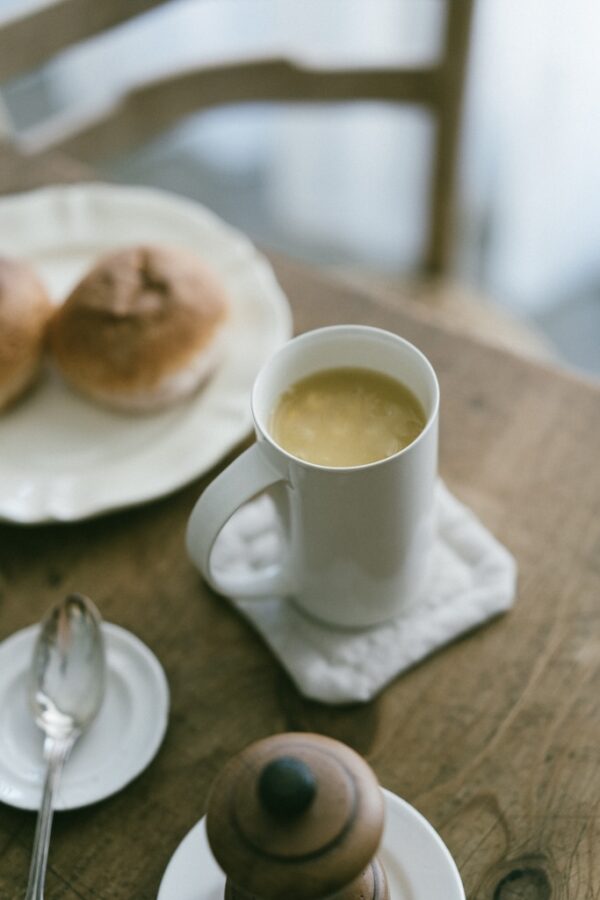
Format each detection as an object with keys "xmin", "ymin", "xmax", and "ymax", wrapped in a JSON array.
[{"xmin": 205, "ymin": 733, "xmax": 389, "ymax": 900}]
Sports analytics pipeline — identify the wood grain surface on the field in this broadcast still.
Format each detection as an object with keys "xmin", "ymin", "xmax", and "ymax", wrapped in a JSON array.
[{"xmin": 0, "ymin": 154, "xmax": 599, "ymax": 899}]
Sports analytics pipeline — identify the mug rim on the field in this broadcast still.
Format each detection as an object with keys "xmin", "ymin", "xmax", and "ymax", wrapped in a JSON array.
[{"xmin": 251, "ymin": 324, "xmax": 440, "ymax": 474}]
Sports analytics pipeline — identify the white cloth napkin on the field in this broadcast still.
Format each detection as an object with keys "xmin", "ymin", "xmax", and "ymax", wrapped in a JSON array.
[{"xmin": 209, "ymin": 482, "xmax": 517, "ymax": 704}]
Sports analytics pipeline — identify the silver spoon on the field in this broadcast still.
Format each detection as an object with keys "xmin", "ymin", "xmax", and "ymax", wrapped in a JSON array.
[{"xmin": 25, "ymin": 593, "xmax": 106, "ymax": 900}]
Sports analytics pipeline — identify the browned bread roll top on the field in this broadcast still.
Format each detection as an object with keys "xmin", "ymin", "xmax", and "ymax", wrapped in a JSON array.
[
  {"xmin": 0, "ymin": 256, "xmax": 53, "ymax": 411},
  {"xmin": 49, "ymin": 244, "xmax": 229, "ymax": 411}
]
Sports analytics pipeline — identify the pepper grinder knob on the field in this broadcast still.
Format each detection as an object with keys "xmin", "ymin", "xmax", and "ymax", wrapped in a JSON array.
[
  {"xmin": 205, "ymin": 732, "xmax": 389, "ymax": 900},
  {"xmin": 258, "ymin": 756, "xmax": 317, "ymax": 818}
]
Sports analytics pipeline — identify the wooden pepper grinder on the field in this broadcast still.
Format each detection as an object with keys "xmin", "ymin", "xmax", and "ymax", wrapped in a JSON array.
[{"xmin": 206, "ymin": 732, "xmax": 389, "ymax": 900}]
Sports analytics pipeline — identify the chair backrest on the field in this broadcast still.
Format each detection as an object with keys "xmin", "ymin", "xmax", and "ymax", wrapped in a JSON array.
[{"xmin": 0, "ymin": 0, "xmax": 474, "ymax": 273}]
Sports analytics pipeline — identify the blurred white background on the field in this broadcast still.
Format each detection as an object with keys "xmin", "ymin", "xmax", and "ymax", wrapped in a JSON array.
[{"xmin": 2, "ymin": 0, "xmax": 599, "ymax": 375}]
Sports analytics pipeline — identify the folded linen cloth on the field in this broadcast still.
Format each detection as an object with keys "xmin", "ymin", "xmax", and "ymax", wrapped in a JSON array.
[{"xmin": 209, "ymin": 481, "xmax": 517, "ymax": 704}]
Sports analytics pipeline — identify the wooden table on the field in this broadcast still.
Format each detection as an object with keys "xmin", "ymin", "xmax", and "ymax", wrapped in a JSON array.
[{"xmin": 1, "ymin": 145, "xmax": 599, "ymax": 900}]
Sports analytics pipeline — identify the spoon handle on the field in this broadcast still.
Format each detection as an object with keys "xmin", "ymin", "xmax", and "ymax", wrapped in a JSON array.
[{"xmin": 25, "ymin": 737, "xmax": 75, "ymax": 900}]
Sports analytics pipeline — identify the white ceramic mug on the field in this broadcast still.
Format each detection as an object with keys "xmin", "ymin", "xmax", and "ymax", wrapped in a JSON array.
[{"xmin": 186, "ymin": 325, "xmax": 439, "ymax": 628}]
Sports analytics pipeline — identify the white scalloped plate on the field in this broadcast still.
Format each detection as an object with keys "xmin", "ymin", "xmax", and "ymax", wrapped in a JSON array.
[
  {"xmin": 157, "ymin": 789, "xmax": 465, "ymax": 900},
  {"xmin": 0, "ymin": 184, "xmax": 293, "ymax": 522}
]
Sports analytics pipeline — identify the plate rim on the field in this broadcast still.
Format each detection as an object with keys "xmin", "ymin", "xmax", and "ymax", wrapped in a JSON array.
[
  {"xmin": 0, "ymin": 621, "xmax": 170, "ymax": 811},
  {"xmin": 0, "ymin": 182, "xmax": 293, "ymax": 524}
]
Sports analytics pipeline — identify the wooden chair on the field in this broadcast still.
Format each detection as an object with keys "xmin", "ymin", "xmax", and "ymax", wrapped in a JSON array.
[{"xmin": 0, "ymin": 0, "xmax": 552, "ymax": 358}]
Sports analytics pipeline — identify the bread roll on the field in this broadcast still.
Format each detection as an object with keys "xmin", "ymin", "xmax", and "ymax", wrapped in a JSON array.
[
  {"xmin": 0, "ymin": 256, "xmax": 53, "ymax": 411},
  {"xmin": 49, "ymin": 244, "xmax": 229, "ymax": 411}
]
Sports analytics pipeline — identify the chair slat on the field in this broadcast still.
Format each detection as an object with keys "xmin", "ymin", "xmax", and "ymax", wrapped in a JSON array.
[
  {"xmin": 0, "ymin": 0, "xmax": 168, "ymax": 81},
  {"xmin": 426, "ymin": 0, "xmax": 474, "ymax": 272},
  {"xmin": 19, "ymin": 57, "xmax": 440, "ymax": 162}
]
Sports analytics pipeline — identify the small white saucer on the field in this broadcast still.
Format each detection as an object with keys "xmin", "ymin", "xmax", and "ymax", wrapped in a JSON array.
[
  {"xmin": 157, "ymin": 788, "xmax": 465, "ymax": 900},
  {"xmin": 0, "ymin": 622, "xmax": 169, "ymax": 810}
]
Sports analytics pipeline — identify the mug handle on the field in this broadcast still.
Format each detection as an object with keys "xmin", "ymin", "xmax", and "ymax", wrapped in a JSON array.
[{"xmin": 186, "ymin": 442, "xmax": 292, "ymax": 598}]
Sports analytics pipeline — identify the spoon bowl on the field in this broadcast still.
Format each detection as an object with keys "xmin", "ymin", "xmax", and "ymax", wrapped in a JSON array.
[{"xmin": 29, "ymin": 593, "xmax": 106, "ymax": 742}]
